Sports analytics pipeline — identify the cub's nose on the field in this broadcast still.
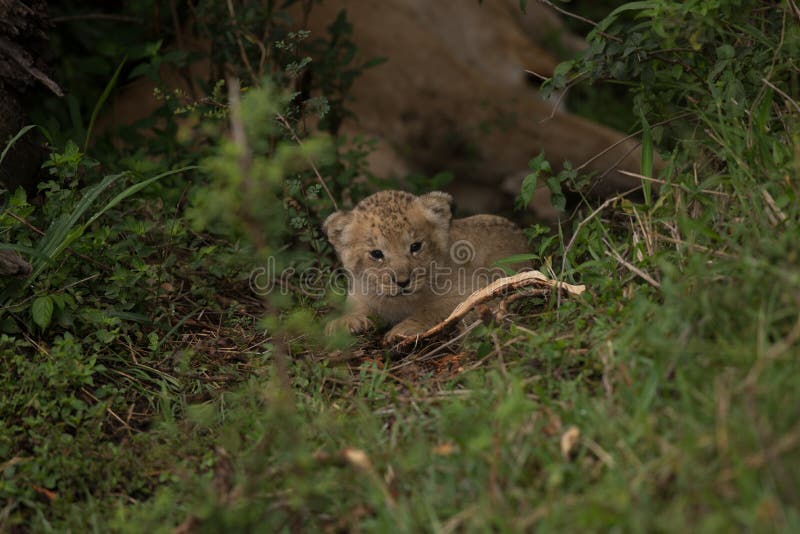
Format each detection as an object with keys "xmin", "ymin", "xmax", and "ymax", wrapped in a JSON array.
[{"xmin": 396, "ymin": 278, "xmax": 411, "ymax": 289}]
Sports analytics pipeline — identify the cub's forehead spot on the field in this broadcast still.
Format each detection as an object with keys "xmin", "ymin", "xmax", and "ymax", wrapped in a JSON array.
[
  {"xmin": 350, "ymin": 197, "xmax": 426, "ymax": 235},
  {"xmin": 354, "ymin": 213, "xmax": 417, "ymax": 247},
  {"xmin": 356, "ymin": 190, "xmax": 416, "ymax": 211}
]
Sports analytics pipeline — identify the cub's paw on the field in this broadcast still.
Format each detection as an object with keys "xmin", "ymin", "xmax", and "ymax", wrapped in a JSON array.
[
  {"xmin": 383, "ymin": 319, "xmax": 427, "ymax": 344},
  {"xmin": 325, "ymin": 314, "xmax": 373, "ymax": 336}
]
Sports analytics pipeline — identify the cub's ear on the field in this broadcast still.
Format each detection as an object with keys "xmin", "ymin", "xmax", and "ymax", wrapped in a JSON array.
[
  {"xmin": 322, "ymin": 210, "xmax": 352, "ymax": 249},
  {"xmin": 418, "ymin": 191, "xmax": 453, "ymax": 223}
]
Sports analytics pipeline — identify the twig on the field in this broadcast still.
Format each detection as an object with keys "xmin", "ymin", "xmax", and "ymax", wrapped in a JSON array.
[
  {"xmin": 653, "ymin": 232, "xmax": 734, "ymax": 259},
  {"xmin": 602, "ymin": 239, "xmax": 661, "ymax": 288},
  {"xmin": 789, "ymin": 0, "xmax": 800, "ymax": 22},
  {"xmin": 584, "ymin": 438, "xmax": 615, "ymax": 467},
  {"xmin": 4, "ymin": 211, "xmax": 45, "ymax": 235},
  {"xmin": 762, "ymin": 77, "xmax": 800, "ymax": 114},
  {"xmin": 762, "ymin": 189, "xmax": 788, "ymax": 225},
  {"xmin": 457, "ymin": 335, "xmax": 526, "ymax": 375},
  {"xmin": 226, "ymin": 0, "xmax": 259, "ymax": 85},
  {"xmin": 490, "ymin": 331, "xmax": 507, "ymax": 376},
  {"xmin": 81, "ymin": 387, "xmax": 134, "ymax": 432},
  {"xmin": 275, "ymin": 113, "xmax": 339, "ymax": 210},
  {"xmin": 0, "ymin": 272, "xmax": 101, "ymax": 312},
  {"xmin": 524, "ymin": 69, "xmax": 549, "ymax": 82},
  {"xmin": 576, "ymin": 112, "xmax": 693, "ymax": 172},
  {"xmin": 593, "ymin": 139, "xmax": 643, "ymax": 187},
  {"xmin": 390, "ymin": 320, "xmax": 483, "ymax": 368},
  {"xmin": 617, "ymin": 170, "xmax": 730, "ymax": 197},
  {"xmin": 23, "ymin": 332, "xmax": 51, "ymax": 357},
  {"xmin": 359, "ymin": 363, "xmax": 421, "ymax": 396},
  {"xmin": 538, "ymin": 81, "xmax": 579, "ymax": 123},
  {"xmin": 559, "ymin": 186, "xmax": 642, "ymax": 279},
  {"xmin": 60, "ymin": 273, "xmax": 101, "ymax": 292}
]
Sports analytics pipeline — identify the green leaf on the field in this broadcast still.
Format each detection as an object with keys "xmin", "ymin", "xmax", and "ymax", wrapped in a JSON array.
[
  {"xmin": 31, "ymin": 296, "xmax": 54, "ymax": 330},
  {"xmin": 596, "ymin": 1, "xmax": 660, "ymax": 33},
  {"xmin": 516, "ymin": 152, "xmax": 551, "ymax": 209},
  {"xmin": 528, "ymin": 152, "xmax": 551, "ymax": 173},
  {"xmin": 716, "ymin": 44, "xmax": 735, "ymax": 60},
  {"xmin": 519, "ymin": 0, "xmax": 527, "ymax": 13},
  {"xmin": 362, "ymin": 56, "xmax": 388, "ymax": 69},
  {"xmin": 551, "ymin": 60, "xmax": 575, "ymax": 90},
  {"xmin": 546, "ymin": 175, "xmax": 566, "ymax": 211},
  {"xmin": 519, "ymin": 173, "xmax": 539, "ymax": 207}
]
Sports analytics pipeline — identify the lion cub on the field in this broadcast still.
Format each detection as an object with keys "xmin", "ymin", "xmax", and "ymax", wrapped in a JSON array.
[{"xmin": 324, "ymin": 190, "xmax": 529, "ymax": 342}]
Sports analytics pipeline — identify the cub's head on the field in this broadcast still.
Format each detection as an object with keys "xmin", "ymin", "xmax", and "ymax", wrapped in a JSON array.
[{"xmin": 323, "ymin": 190, "xmax": 453, "ymax": 298}]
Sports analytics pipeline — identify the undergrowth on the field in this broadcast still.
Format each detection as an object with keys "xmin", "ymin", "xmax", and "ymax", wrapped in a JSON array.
[{"xmin": 1, "ymin": 0, "xmax": 798, "ymax": 531}]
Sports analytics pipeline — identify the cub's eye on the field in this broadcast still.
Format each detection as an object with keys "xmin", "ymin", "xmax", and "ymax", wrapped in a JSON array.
[
  {"xmin": 410, "ymin": 242, "xmax": 423, "ymax": 253},
  {"xmin": 369, "ymin": 249, "xmax": 384, "ymax": 260}
]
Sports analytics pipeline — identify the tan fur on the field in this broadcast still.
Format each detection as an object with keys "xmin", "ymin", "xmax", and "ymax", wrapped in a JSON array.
[{"xmin": 324, "ymin": 190, "xmax": 529, "ymax": 341}]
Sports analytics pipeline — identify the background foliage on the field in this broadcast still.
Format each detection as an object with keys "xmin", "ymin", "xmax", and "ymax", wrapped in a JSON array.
[{"xmin": 1, "ymin": 0, "xmax": 798, "ymax": 531}]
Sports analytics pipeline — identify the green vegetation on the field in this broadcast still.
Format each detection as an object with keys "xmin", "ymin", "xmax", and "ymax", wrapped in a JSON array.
[{"xmin": 2, "ymin": 0, "xmax": 798, "ymax": 531}]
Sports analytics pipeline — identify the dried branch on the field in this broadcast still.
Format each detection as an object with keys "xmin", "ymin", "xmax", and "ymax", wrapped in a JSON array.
[{"xmin": 388, "ymin": 270, "xmax": 586, "ymax": 353}]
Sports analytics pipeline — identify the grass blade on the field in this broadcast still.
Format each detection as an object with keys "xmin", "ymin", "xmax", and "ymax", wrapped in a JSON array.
[
  {"xmin": 0, "ymin": 125, "xmax": 38, "ymax": 167},
  {"xmin": 640, "ymin": 115, "xmax": 653, "ymax": 207},
  {"xmin": 83, "ymin": 56, "xmax": 126, "ymax": 152}
]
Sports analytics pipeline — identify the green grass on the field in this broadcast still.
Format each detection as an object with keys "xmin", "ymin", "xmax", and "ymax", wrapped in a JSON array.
[{"xmin": 2, "ymin": 0, "xmax": 799, "ymax": 531}]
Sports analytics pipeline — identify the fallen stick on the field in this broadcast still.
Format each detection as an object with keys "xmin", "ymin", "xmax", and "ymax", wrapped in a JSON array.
[{"xmin": 388, "ymin": 270, "xmax": 586, "ymax": 353}]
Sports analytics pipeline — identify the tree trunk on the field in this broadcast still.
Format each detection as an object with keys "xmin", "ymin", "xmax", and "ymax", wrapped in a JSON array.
[{"xmin": 0, "ymin": 0, "xmax": 58, "ymax": 192}]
